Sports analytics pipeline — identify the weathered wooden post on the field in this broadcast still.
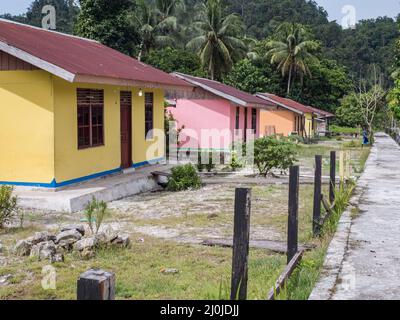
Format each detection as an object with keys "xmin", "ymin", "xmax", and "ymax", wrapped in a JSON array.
[
  {"xmin": 329, "ymin": 151, "xmax": 336, "ymax": 204},
  {"xmin": 77, "ymin": 269, "xmax": 115, "ymax": 300},
  {"xmin": 287, "ymin": 166, "xmax": 299, "ymax": 264},
  {"xmin": 313, "ymin": 156, "xmax": 322, "ymax": 237},
  {"xmin": 230, "ymin": 188, "xmax": 251, "ymax": 300}
]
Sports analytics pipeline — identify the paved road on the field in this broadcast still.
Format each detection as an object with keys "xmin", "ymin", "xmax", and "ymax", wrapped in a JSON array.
[{"xmin": 332, "ymin": 133, "xmax": 400, "ymax": 300}]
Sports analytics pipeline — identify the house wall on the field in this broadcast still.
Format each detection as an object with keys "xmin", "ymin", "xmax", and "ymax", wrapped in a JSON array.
[
  {"xmin": 0, "ymin": 70, "xmax": 55, "ymax": 186},
  {"xmin": 259, "ymin": 109, "xmax": 296, "ymax": 136},
  {"xmin": 305, "ymin": 113, "xmax": 315, "ymax": 137},
  {"xmin": 53, "ymin": 78, "xmax": 165, "ymax": 185},
  {"xmin": 167, "ymin": 99, "xmax": 232, "ymax": 150}
]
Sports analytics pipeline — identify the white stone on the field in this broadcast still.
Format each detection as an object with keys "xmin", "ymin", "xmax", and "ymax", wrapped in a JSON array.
[
  {"xmin": 13, "ymin": 239, "xmax": 32, "ymax": 256},
  {"xmin": 61, "ymin": 224, "xmax": 85, "ymax": 236},
  {"xmin": 74, "ymin": 236, "xmax": 98, "ymax": 251},
  {"xmin": 55, "ymin": 229, "xmax": 82, "ymax": 245}
]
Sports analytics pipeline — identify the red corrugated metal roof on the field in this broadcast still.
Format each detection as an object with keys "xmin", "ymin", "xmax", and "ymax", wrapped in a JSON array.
[
  {"xmin": 172, "ymin": 73, "xmax": 276, "ymax": 107},
  {"xmin": 306, "ymin": 106, "xmax": 335, "ymax": 118},
  {"xmin": 258, "ymin": 93, "xmax": 315, "ymax": 114},
  {"xmin": 0, "ymin": 19, "xmax": 191, "ymax": 87}
]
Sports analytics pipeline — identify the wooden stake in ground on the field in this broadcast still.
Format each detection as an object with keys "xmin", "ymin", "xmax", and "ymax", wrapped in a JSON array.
[
  {"xmin": 287, "ymin": 166, "xmax": 299, "ymax": 264},
  {"xmin": 77, "ymin": 269, "xmax": 115, "ymax": 300},
  {"xmin": 329, "ymin": 151, "xmax": 336, "ymax": 204},
  {"xmin": 313, "ymin": 156, "xmax": 322, "ymax": 237},
  {"xmin": 230, "ymin": 188, "xmax": 251, "ymax": 300}
]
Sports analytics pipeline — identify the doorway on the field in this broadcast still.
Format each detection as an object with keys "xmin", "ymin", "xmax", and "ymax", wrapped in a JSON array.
[{"xmin": 120, "ymin": 91, "xmax": 132, "ymax": 169}]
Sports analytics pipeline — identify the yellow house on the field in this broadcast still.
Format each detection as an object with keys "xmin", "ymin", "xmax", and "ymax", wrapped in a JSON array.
[
  {"xmin": 0, "ymin": 19, "xmax": 191, "ymax": 188},
  {"xmin": 256, "ymin": 93, "xmax": 318, "ymax": 138}
]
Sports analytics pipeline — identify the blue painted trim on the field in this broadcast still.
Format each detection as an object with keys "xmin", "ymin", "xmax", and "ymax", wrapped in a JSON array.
[
  {"xmin": 55, "ymin": 167, "xmax": 122, "ymax": 187},
  {"xmin": 0, "ymin": 167, "xmax": 122, "ymax": 189},
  {"xmin": 132, "ymin": 157, "xmax": 165, "ymax": 168},
  {"xmin": 0, "ymin": 158, "xmax": 165, "ymax": 188}
]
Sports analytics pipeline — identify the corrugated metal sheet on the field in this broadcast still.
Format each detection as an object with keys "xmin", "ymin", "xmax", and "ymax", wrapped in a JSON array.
[
  {"xmin": 0, "ymin": 19, "xmax": 191, "ymax": 88},
  {"xmin": 172, "ymin": 73, "xmax": 275, "ymax": 107},
  {"xmin": 259, "ymin": 93, "xmax": 315, "ymax": 114}
]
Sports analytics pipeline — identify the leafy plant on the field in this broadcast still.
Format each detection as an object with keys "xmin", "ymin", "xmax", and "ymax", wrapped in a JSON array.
[
  {"xmin": 0, "ymin": 186, "xmax": 18, "ymax": 229},
  {"xmin": 167, "ymin": 164, "xmax": 202, "ymax": 191},
  {"xmin": 230, "ymin": 151, "xmax": 243, "ymax": 171},
  {"xmin": 84, "ymin": 197, "xmax": 110, "ymax": 235},
  {"xmin": 251, "ymin": 136, "xmax": 297, "ymax": 177}
]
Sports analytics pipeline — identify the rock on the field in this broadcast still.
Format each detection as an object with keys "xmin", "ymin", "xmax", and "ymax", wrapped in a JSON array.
[
  {"xmin": 80, "ymin": 248, "xmax": 95, "ymax": 260},
  {"xmin": 0, "ymin": 242, "xmax": 3, "ymax": 253},
  {"xmin": 27, "ymin": 231, "xmax": 55, "ymax": 245},
  {"xmin": 104, "ymin": 229, "xmax": 119, "ymax": 243},
  {"xmin": 73, "ymin": 236, "xmax": 98, "ymax": 251},
  {"xmin": 0, "ymin": 274, "xmax": 12, "ymax": 287},
  {"xmin": 137, "ymin": 238, "xmax": 145, "ymax": 243},
  {"xmin": 61, "ymin": 224, "xmax": 85, "ymax": 236},
  {"xmin": 13, "ymin": 239, "xmax": 32, "ymax": 256},
  {"xmin": 94, "ymin": 232, "xmax": 109, "ymax": 245},
  {"xmin": 51, "ymin": 253, "xmax": 64, "ymax": 263},
  {"xmin": 30, "ymin": 241, "xmax": 56, "ymax": 261},
  {"xmin": 160, "ymin": 268, "xmax": 179, "ymax": 274},
  {"xmin": 111, "ymin": 234, "xmax": 130, "ymax": 247},
  {"xmin": 55, "ymin": 229, "xmax": 82, "ymax": 245},
  {"xmin": 207, "ymin": 213, "xmax": 219, "ymax": 220}
]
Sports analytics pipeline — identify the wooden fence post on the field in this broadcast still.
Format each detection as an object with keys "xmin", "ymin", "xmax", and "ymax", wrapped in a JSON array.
[
  {"xmin": 230, "ymin": 188, "xmax": 251, "ymax": 300},
  {"xmin": 77, "ymin": 269, "xmax": 115, "ymax": 300},
  {"xmin": 313, "ymin": 156, "xmax": 322, "ymax": 237},
  {"xmin": 287, "ymin": 166, "xmax": 299, "ymax": 264},
  {"xmin": 329, "ymin": 151, "xmax": 336, "ymax": 204}
]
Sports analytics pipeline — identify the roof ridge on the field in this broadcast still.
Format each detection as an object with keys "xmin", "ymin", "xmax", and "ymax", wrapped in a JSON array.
[{"xmin": 0, "ymin": 18, "xmax": 99, "ymax": 44}]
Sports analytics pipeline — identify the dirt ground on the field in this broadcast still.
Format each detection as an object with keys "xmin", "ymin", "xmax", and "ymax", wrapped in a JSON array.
[{"xmin": 0, "ymin": 138, "xmax": 369, "ymax": 299}]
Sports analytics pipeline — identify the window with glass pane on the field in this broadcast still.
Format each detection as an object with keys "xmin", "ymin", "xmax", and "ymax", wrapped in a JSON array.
[
  {"xmin": 77, "ymin": 89, "xmax": 104, "ymax": 149},
  {"xmin": 145, "ymin": 92, "xmax": 154, "ymax": 139}
]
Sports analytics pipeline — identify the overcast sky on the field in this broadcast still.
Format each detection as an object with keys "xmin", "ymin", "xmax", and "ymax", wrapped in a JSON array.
[{"xmin": 0, "ymin": 0, "xmax": 399, "ymax": 22}]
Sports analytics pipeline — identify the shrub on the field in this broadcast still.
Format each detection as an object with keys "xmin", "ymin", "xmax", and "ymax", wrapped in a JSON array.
[
  {"xmin": 251, "ymin": 136, "xmax": 297, "ymax": 177},
  {"xmin": 84, "ymin": 197, "xmax": 110, "ymax": 235},
  {"xmin": 167, "ymin": 164, "xmax": 202, "ymax": 191},
  {"xmin": 230, "ymin": 151, "xmax": 243, "ymax": 171},
  {"xmin": 0, "ymin": 186, "xmax": 18, "ymax": 229}
]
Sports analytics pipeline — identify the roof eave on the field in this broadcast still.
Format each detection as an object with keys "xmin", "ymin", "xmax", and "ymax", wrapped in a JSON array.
[
  {"xmin": 172, "ymin": 72, "xmax": 248, "ymax": 106},
  {"xmin": 0, "ymin": 41, "xmax": 76, "ymax": 82},
  {"xmin": 256, "ymin": 93, "xmax": 304, "ymax": 115}
]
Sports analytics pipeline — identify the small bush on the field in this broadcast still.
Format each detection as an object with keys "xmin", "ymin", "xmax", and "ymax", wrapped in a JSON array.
[
  {"xmin": 167, "ymin": 164, "xmax": 202, "ymax": 191},
  {"xmin": 84, "ymin": 197, "xmax": 110, "ymax": 235},
  {"xmin": 0, "ymin": 186, "xmax": 18, "ymax": 229},
  {"xmin": 343, "ymin": 140, "xmax": 362, "ymax": 148},
  {"xmin": 230, "ymin": 151, "xmax": 243, "ymax": 171},
  {"xmin": 251, "ymin": 136, "xmax": 297, "ymax": 177}
]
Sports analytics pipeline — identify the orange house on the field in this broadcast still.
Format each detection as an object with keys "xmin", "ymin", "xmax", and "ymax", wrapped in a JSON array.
[{"xmin": 256, "ymin": 93, "xmax": 331, "ymax": 138}]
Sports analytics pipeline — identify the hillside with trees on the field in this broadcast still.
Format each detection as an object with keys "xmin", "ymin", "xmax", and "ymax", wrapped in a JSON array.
[{"xmin": 1, "ymin": 0, "xmax": 399, "ymax": 121}]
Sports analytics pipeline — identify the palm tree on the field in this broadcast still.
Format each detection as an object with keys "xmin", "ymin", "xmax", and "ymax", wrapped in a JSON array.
[
  {"xmin": 266, "ymin": 23, "xmax": 319, "ymax": 95},
  {"xmin": 135, "ymin": 0, "xmax": 182, "ymax": 61},
  {"xmin": 186, "ymin": 0, "xmax": 246, "ymax": 80}
]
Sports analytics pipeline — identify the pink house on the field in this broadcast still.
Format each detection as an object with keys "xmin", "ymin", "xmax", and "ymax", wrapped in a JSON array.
[{"xmin": 167, "ymin": 73, "xmax": 276, "ymax": 152}]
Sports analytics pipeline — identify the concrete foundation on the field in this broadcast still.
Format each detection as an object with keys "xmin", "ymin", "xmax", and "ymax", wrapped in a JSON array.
[{"xmin": 14, "ymin": 165, "xmax": 173, "ymax": 213}]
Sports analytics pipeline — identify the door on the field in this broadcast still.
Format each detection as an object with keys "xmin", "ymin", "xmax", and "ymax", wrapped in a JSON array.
[{"xmin": 120, "ymin": 91, "xmax": 132, "ymax": 169}]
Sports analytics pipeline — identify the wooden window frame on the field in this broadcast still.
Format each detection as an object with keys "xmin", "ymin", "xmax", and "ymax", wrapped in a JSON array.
[
  {"xmin": 145, "ymin": 92, "xmax": 154, "ymax": 140},
  {"xmin": 235, "ymin": 106, "xmax": 240, "ymax": 130},
  {"xmin": 251, "ymin": 108, "xmax": 257, "ymax": 132},
  {"xmin": 77, "ymin": 88, "xmax": 105, "ymax": 150}
]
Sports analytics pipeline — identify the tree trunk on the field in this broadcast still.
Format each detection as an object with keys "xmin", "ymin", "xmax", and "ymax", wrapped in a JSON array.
[
  {"xmin": 138, "ymin": 42, "xmax": 144, "ymax": 62},
  {"xmin": 287, "ymin": 65, "xmax": 293, "ymax": 96}
]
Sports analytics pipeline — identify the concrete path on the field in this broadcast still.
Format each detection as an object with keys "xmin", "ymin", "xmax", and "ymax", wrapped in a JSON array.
[{"xmin": 312, "ymin": 133, "xmax": 400, "ymax": 300}]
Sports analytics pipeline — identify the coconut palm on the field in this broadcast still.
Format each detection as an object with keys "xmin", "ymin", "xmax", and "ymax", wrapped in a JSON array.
[
  {"xmin": 186, "ymin": 0, "xmax": 246, "ymax": 80},
  {"xmin": 266, "ymin": 23, "xmax": 319, "ymax": 95},
  {"xmin": 135, "ymin": 0, "xmax": 183, "ymax": 61}
]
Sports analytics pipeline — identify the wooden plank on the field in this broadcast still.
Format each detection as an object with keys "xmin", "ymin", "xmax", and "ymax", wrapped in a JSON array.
[
  {"xmin": 230, "ymin": 188, "xmax": 251, "ymax": 300},
  {"xmin": 287, "ymin": 166, "xmax": 299, "ymax": 264},
  {"xmin": 313, "ymin": 155, "xmax": 322, "ymax": 237},
  {"xmin": 267, "ymin": 250, "xmax": 304, "ymax": 300},
  {"xmin": 202, "ymin": 239, "xmax": 316, "ymax": 253}
]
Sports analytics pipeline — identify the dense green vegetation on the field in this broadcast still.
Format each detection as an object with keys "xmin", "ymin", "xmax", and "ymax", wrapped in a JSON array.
[{"xmin": 1, "ymin": 0, "xmax": 399, "ymax": 123}]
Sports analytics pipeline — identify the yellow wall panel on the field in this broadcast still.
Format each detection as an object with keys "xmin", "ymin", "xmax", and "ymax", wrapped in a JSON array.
[{"xmin": 0, "ymin": 70, "xmax": 54, "ymax": 184}]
